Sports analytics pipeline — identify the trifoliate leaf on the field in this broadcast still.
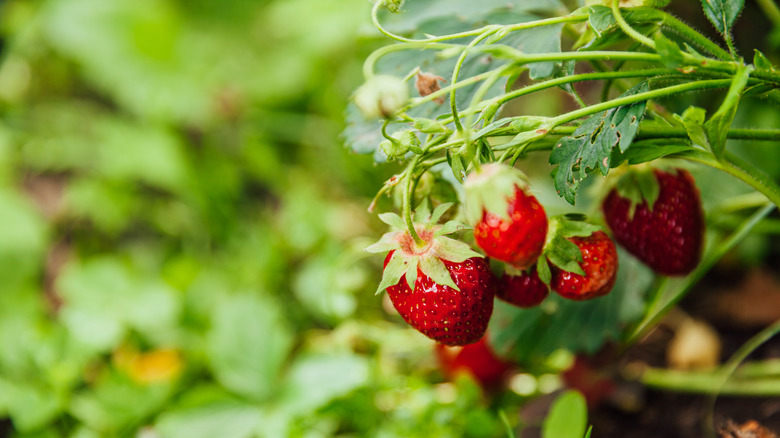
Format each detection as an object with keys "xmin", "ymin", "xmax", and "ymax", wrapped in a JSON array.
[
  {"xmin": 378, "ymin": 212, "xmax": 407, "ymax": 230},
  {"xmin": 364, "ymin": 232, "xmax": 401, "ymax": 254},
  {"xmin": 419, "ymin": 256, "xmax": 459, "ymax": 291},
  {"xmin": 550, "ymin": 82, "xmax": 649, "ymax": 205},
  {"xmin": 376, "ymin": 251, "xmax": 409, "ymax": 294}
]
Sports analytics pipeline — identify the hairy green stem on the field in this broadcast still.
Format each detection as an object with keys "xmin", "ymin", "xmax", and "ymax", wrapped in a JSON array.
[
  {"xmin": 551, "ymin": 79, "xmax": 733, "ymax": 126},
  {"xmin": 611, "ymin": 0, "xmax": 656, "ymax": 48},
  {"xmin": 658, "ymin": 11, "xmax": 732, "ymax": 61}
]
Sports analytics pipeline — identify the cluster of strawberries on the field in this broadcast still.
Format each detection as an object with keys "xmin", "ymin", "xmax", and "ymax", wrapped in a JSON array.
[{"xmin": 369, "ymin": 163, "xmax": 704, "ymax": 347}]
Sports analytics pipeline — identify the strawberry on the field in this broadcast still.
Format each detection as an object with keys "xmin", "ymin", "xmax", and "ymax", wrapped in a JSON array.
[
  {"xmin": 435, "ymin": 336, "xmax": 514, "ymax": 391},
  {"xmin": 551, "ymin": 231, "xmax": 618, "ymax": 301},
  {"xmin": 601, "ymin": 167, "xmax": 703, "ymax": 276},
  {"xmin": 498, "ymin": 267, "xmax": 549, "ymax": 308},
  {"xmin": 383, "ymin": 252, "xmax": 495, "ymax": 345},
  {"xmin": 465, "ymin": 164, "xmax": 548, "ymax": 270},
  {"xmin": 366, "ymin": 203, "xmax": 496, "ymax": 346}
]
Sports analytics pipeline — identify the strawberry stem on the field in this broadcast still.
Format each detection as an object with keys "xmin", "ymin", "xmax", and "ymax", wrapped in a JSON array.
[{"xmin": 403, "ymin": 160, "xmax": 425, "ymax": 247}]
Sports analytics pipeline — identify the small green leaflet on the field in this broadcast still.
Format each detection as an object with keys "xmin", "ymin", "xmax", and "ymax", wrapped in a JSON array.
[
  {"xmin": 704, "ymin": 64, "xmax": 752, "ymax": 159},
  {"xmin": 541, "ymin": 391, "xmax": 588, "ymax": 438},
  {"xmin": 549, "ymin": 82, "xmax": 649, "ymax": 205},
  {"xmin": 701, "ymin": 0, "xmax": 744, "ymax": 35}
]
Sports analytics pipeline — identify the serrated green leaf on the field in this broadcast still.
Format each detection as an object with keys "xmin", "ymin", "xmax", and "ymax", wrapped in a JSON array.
[
  {"xmin": 378, "ymin": 212, "xmax": 407, "ymax": 230},
  {"xmin": 364, "ymin": 232, "xmax": 400, "ymax": 254},
  {"xmin": 542, "ymin": 391, "xmax": 587, "ymax": 438},
  {"xmin": 537, "ymin": 259, "xmax": 552, "ymax": 285},
  {"xmin": 701, "ymin": 0, "xmax": 744, "ymax": 35},
  {"xmin": 704, "ymin": 64, "xmax": 752, "ymax": 158},
  {"xmin": 419, "ymin": 256, "xmax": 459, "ymax": 291},
  {"xmin": 376, "ymin": 251, "xmax": 408, "ymax": 294},
  {"xmin": 654, "ymin": 33, "xmax": 684, "ymax": 68},
  {"xmin": 550, "ymin": 83, "xmax": 648, "ymax": 204}
]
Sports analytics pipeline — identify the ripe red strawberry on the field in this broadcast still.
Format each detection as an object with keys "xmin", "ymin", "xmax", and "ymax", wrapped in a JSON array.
[
  {"xmin": 498, "ymin": 267, "xmax": 549, "ymax": 308},
  {"xmin": 367, "ymin": 203, "xmax": 495, "ymax": 346},
  {"xmin": 435, "ymin": 336, "xmax": 514, "ymax": 390},
  {"xmin": 551, "ymin": 231, "xmax": 618, "ymax": 301},
  {"xmin": 384, "ymin": 251, "xmax": 495, "ymax": 346},
  {"xmin": 465, "ymin": 164, "xmax": 548, "ymax": 270},
  {"xmin": 602, "ymin": 168, "xmax": 703, "ymax": 276}
]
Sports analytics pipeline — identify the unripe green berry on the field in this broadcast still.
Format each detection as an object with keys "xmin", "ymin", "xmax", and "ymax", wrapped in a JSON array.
[
  {"xmin": 380, "ymin": 129, "xmax": 420, "ymax": 159},
  {"xmin": 354, "ymin": 75, "xmax": 409, "ymax": 119}
]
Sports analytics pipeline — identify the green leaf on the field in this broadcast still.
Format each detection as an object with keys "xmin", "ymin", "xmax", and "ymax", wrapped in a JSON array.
[
  {"xmin": 754, "ymin": 49, "xmax": 775, "ymax": 71},
  {"xmin": 208, "ymin": 294, "xmax": 294, "ymax": 401},
  {"xmin": 700, "ymin": 0, "xmax": 744, "ymax": 35},
  {"xmin": 155, "ymin": 396, "xmax": 266, "ymax": 438},
  {"xmin": 278, "ymin": 353, "xmax": 370, "ymax": 415},
  {"xmin": 550, "ymin": 82, "xmax": 649, "ymax": 204},
  {"xmin": 704, "ymin": 64, "xmax": 752, "ymax": 158},
  {"xmin": 542, "ymin": 391, "xmax": 588, "ymax": 438},
  {"xmin": 419, "ymin": 255, "xmax": 459, "ymax": 291},
  {"xmin": 614, "ymin": 139, "xmax": 695, "ymax": 165},
  {"xmin": 376, "ymin": 251, "xmax": 408, "ymax": 294},
  {"xmin": 654, "ymin": 33, "xmax": 685, "ymax": 68},
  {"xmin": 674, "ymin": 106, "xmax": 710, "ymax": 149}
]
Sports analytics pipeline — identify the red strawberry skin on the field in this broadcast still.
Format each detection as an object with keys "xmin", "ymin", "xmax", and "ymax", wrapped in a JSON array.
[
  {"xmin": 498, "ymin": 268, "xmax": 549, "ymax": 308},
  {"xmin": 602, "ymin": 168, "xmax": 703, "ymax": 276},
  {"xmin": 435, "ymin": 336, "xmax": 514, "ymax": 390},
  {"xmin": 474, "ymin": 187, "xmax": 548, "ymax": 270},
  {"xmin": 384, "ymin": 252, "xmax": 496, "ymax": 346},
  {"xmin": 552, "ymin": 231, "xmax": 618, "ymax": 301}
]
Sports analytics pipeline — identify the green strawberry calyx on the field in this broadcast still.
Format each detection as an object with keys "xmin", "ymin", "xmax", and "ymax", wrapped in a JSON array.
[
  {"xmin": 608, "ymin": 164, "xmax": 661, "ymax": 218},
  {"xmin": 536, "ymin": 214, "xmax": 602, "ymax": 284},
  {"xmin": 365, "ymin": 203, "xmax": 482, "ymax": 295},
  {"xmin": 464, "ymin": 163, "xmax": 530, "ymax": 225}
]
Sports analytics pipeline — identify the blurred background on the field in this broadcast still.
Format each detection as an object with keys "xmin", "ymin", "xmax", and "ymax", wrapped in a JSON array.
[{"xmin": 2, "ymin": 0, "xmax": 780, "ymax": 437}]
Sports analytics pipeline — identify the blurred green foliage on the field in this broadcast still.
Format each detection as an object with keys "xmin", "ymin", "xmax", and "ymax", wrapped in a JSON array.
[{"xmin": 0, "ymin": 0, "xmax": 538, "ymax": 436}]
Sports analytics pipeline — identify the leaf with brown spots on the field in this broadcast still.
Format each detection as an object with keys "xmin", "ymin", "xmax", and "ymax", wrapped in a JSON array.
[{"xmin": 549, "ymin": 82, "xmax": 649, "ymax": 205}]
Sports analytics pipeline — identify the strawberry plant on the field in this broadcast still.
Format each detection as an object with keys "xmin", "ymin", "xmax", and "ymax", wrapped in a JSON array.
[{"xmin": 349, "ymin": 0, "xmax": 780, "ymax": 433}]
